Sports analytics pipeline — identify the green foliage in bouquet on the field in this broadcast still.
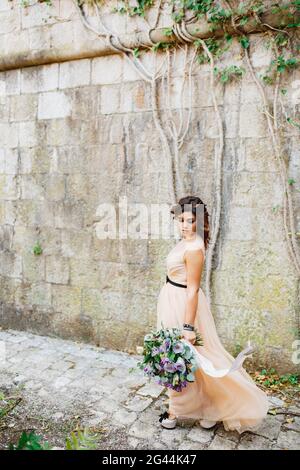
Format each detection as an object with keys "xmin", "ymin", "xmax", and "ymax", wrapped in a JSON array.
[{"xmin": 136, "ymin": 325, "xmax": 203, "ymax": 392}]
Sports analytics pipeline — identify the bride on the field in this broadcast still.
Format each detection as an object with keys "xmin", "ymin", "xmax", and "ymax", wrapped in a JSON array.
[{"xmin": 156, "ymin": 195, "xmax": 269, "ymax": 432}]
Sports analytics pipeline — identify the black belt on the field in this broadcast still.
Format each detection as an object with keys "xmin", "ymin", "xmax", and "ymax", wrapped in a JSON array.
[{"xmin": 166, "ymin": 275, "xmax": 187, "ymax": 288}]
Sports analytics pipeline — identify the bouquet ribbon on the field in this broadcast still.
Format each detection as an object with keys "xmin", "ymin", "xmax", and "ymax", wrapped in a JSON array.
[{"xmin": 181, "ymin": 339, "xmax": 255, "ymax": 378}]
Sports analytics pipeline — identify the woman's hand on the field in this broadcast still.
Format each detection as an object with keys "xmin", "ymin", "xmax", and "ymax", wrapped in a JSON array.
[{"xmin": 183, "ymin": 329, "xmax": 196, "ymax": 344}]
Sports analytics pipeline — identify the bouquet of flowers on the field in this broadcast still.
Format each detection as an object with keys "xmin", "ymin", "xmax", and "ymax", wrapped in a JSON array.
[{"xmin": 136, "ymin": 327, "xmax": 203, "ymax": 392}]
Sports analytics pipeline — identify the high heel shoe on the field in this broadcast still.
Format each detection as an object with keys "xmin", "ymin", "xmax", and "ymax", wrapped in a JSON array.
[{"xmin": 159, "ymin": 410, "xmax": 177, "ymax": 429}]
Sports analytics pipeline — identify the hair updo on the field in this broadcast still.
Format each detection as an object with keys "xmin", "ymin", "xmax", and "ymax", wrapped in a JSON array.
[{"xmin": 170, "ymin": 195, "xmax": 210, "ymax": 250}]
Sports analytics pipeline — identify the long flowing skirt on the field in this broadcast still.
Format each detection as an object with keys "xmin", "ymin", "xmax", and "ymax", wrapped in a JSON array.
[{"xmin": 156, "ymin": 283, "xmax": 269, "ymax": 433}]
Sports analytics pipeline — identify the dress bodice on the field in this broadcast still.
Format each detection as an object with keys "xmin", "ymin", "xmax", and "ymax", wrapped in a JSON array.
[{"xmin": 166, "ymin": 234, "xmax": 205, "ymax": 284}]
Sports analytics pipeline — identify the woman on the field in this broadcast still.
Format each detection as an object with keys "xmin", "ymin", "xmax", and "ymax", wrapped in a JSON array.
[{"xmin": 156, "ymin": 195, "xmax": 269, "ymax": 432}]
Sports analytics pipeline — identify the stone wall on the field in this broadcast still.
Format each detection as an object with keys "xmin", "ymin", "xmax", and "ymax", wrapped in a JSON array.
[{"xmin": 0, "ymin": 0, "xmax": 299, "ymax": 372}]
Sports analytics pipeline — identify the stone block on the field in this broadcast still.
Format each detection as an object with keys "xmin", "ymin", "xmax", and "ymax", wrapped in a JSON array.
[
  {"xmin": 22, "ymin": 252, "xmax": 45, "ymax": 283},
  {"xmin": 0, "ymin": 174, "xmax": 19, "ymax": 200},
  {"xmin": 3, "ymin": 148, "xmax": 18, "ymax": 175},
  {"xmin": 239, "ymin": 104, "xmax": 268, "ymax": 138},
  {"xmin": 19, "ymin": 121, "xmax": 44, "ymax": 148},
  {"xmin": 4, "ymin": 69, "xmax": 21, "ymax": 95},
  {"xmin": 238, "ymin": 433, "xmax": 274, "ymax": 450},
  {"xmin": 38, "ymin": 91, "xmax": 71, "ymax": 120},
  {"xmin": 208, "ymin": 435, "xmax": 236, "ymax": 450},
  {"xmin": 9, "ymin": 94, "xmax": 38, "ymax": 121},
  {"xmin": 187, "ymin": 426, "xmax": 214, "ymax": 444},
  {"xmin": 59, "ymin": 59, "xmax": 91, "ymax": 89},
  {"xmin": 71, "ymin": 87, "xmax": 98, "ymax": 119},
  {"xmin": 136, "ymin": 383, "xmax": 164, "ymax": 398},
  {"xmin": 54, "ymin": 200, "xmax": 85, "ymax": 230},
  {"xmin": 128, "ymin": 419, "xmax": 157, "ymax": 439},
  {"xmin": 61, "ymin": 230, "xmax": 92, "ymax": 258},
  {"xmin": 0, "ymin": 122, "xmax": 18, "ymax": 148},
  {"xmin": 100, "ymin": 85, "xmax": 120, "ymax": 115},
  {"xmin": 276, "ymin": 430, "xmax": 300, "ymax": 450},
  {"xmin": 21, "ymin": 2, "xmax": 57, "ymax": 29},
  {"xmin": 45, "ymin": 255, "xmax": 70, "ymax": 285},
  {"xmin": 92, "ymin": 55, "xmax": 123, "ymax": 85},
  {"xmin": 28, "ymin": 25, "xmax": 51, "ymax": 51},
  {"xmin": 45, "ymin": 174, "xmax": 65, "ymax": 201},
  {"xmin": 0, "ymin": 251, "xmax": 22, "ymax": 278},
  {"xmin": 52, "ymin": 284, "xmax": 81, "ymax": 316},
  {"xmin": 21, "ymin": 64, "xmax": 59, "ymax": 93},
  {"xmin": 29, "ymin": 282, "xmax": 52, "ymax": 307},
  {"xmin": 45, "ymin": 118, "xmax": 81, "ymax": 146},
  {"xmin": 20, "ymin": 174, "xmax": 45, "ymax": 200}
]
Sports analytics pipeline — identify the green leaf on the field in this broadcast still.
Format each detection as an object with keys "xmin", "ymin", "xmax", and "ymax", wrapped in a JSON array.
[
  {"xmin": 239, "ymin": 36, "xmax": 250, "ymax": 49},
  {"xmin": 163, "ymin": 27, "xmax": 173, "ymax": 37},
  {"xmin": 238, "ymin": 16, "xmax": 249, "ymax": 26},
  {"xmin": 65, "ymin": 427, "xmax": 97, "ymax": 450}
]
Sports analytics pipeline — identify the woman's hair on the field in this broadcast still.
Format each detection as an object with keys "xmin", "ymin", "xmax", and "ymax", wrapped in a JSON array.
[{"xmin": 170, "ymin": 195, "xmax": 210, "ymax": 250}]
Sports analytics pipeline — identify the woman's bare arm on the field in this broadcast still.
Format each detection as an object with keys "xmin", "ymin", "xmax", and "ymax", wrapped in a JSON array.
[{"xmin": 183, "ymin": 249, "xmax": 204, "ymax": 326}]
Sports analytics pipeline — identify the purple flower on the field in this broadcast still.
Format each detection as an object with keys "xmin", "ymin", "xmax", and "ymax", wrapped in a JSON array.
[
  {"xmin": 174, "ymin": 357, "xmax": 186, "ymax": 373},
  {"xmin": 173, "ymin": 341, "xmax": 184, "ymax": 354},
  {"xmin": 161, "ymin": 357, "xmax": 170, "ymax": 364},
  {"xmin": 151, "ymin": 347, "xmax": 160, "ymax": 357},
  {"xmin": 164, "ymin": 362, "xmax": 176, "ymax": 373}
]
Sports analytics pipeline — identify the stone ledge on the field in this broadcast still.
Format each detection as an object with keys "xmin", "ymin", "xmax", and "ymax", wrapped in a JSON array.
[{"xmin": 0, "ymin": 8, "xmax": 298, "ymax": 72}]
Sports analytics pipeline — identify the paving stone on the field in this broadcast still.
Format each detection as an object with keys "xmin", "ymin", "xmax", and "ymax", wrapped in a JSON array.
[
  {"xmin": 125, "ymin": 378, "xmax": 149, "ymax": 390},
  {"xmin": 128, "ymin": 420, "xmax": 157, "ymax": 439},
  {"xmin": 268, "ymin": 396, "xmax": 285, "ymax": 408},
  {"xmin": 150, "ymin": 440, "xmax": 169, "ymax": 450},
  {"xmin": 139, "ymin": 408, "xmax": 162, "ymax": 425},
  {"xmin": 238, "ymin": 433, "xmax": 273, "ymax": 450},
  {"xmin": 136, "ymin": 382, "xmax": 165, "ymax": 398},
  {"xmin": 81, "ymin": 411, "xmax": 107, "ymax": 427},
  {"xmin": 186, "ymin": 426, "xmax": 214, "ymax": 444},
  {"xmin": 277, "ymin": 430, "xmax": 300, "ymax": 450},
  {"xmin": 282, "ymin": 417, "xmax": 300, "ymax": 432},
  {"xmin": 107, "ymin": 386, "xmax": 131, "ymax": 403},
  {"xmin": 215, "ymin": 425, "xmax": 240, "ymax": 443},
  {"xmin": 178, "ymin": 441, "xmax": 206, "ymax": 450},
  {"xmin": 52, "ymin": 376, "xmax": 73, "ymax": 389},
  {"xmin": 252, "ymin": 415, "xmax": 281, "ymax": 440},
  {"xmin": 208, "ymin": 435, "xmax": 237, "ymax": 450},
  {"xmin": 89, "ymin": 397, "xmax": 120, "ymax": 413},
  {"xmin": 160, "ymin": 427, "xmax": 188, "ymax": 447},
  {"xmin": 124, "ymin": 395, "xmax": 152, "ymax": 412},
  {"xmin": 127, "ymin": 437, "xmax": 141, "ymax": 449},
  {"xmin": 112, "ymin": 409, "xmax": 138, "ymax": 426}
]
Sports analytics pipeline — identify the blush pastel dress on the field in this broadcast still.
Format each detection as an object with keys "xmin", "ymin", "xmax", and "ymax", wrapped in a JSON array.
[{"xmin": 156, "ymin": 234, "xmax": 269, "ymax": 433}]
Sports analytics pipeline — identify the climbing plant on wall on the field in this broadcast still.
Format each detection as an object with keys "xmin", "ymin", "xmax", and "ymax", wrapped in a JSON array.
[
  {"xmin": 20, "ymin": 0, "xmax": 300, "ymax": 314},
  {"xmin": 71, "ymin": 0, "xmax": 300, "ymax": 312}
]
